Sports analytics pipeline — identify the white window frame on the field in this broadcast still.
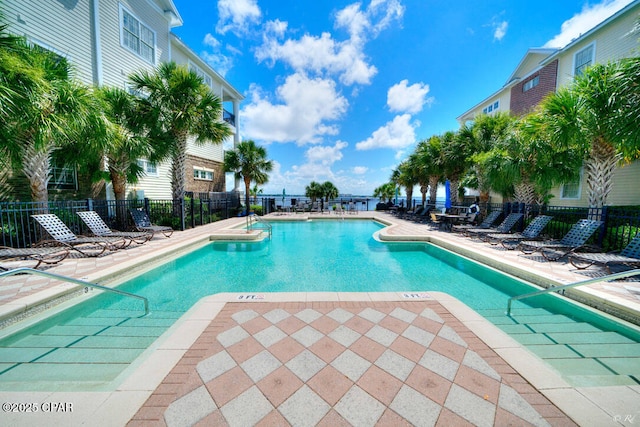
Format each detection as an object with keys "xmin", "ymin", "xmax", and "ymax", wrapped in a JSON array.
[
  {"xmin": 119, "ymin": 4, "xmax": 156, "ymax": 64},
  {"xmin": 523, "ymin": 75, "xmax": 539, "ymax": 92},
  {"xmin": 188, "ymin": 60, "xmax": 213, "ymax": 88},
  {"xmin": 560, "ymin": 168, "xmax": 583, "ymax": 200},
  {"xmin": 573, "ymin": 42, "xmax": 595, "ymax": 77},
  {"xmin": 137, "ymin": 159, "xmax": 158, "ymax": 177},
  {"xmin": 482, "ymin": 100, "xmax": 499, "ymax": 115},
  {"xmin": 193, "ymin": 166, "xmax": 214, "ymax": 181}
]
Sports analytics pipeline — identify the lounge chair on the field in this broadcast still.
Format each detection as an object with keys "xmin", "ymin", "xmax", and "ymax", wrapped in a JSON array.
[
  {"xmin": 486, "ymin": 215, "xmax": 553, "ymax": 249},
  {"xmin": 77, "ymin": 211, "xmax": 152, "ymax": 247},
  {"xmin": 129, "ymin": 208, "xmax": 174, "ymax": 238},
  {"xmin": 0, "ymin": 245, "xmax": 69, "ymax": 270},
  {"xmin": 466, "ymin": 213, "xmax": 523, "ymax": 241},
  {"xmin": 452, "ymin": 210, "xmax": 502, "ymax": 234},
  {"xmin": 569, "ymin": 232, "xmax": 640, "ymax": 273},
  {"xmin": 31, "ymin": 214, "xmax": 126, "ymax": 257},
  {"xmin": 519, "ymin": 219, "xmax": 603, "ymax": 261}
]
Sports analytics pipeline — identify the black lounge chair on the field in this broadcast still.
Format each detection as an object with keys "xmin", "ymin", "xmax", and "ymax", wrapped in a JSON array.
[
  {"xmin": 77, "ymin": 211, "xmax": 152, "ymax": 247},
  {"xmin": 569, "ymin": 232, "xmax": 640, "ymax": 273},
  {"xmin": 466, "ymin": 213, "xmax": 523, "ymax": 241},
  {"xmin": 486, "ymin": 215, "xmax": 553, "ymax": 249},
  {"xmin": 31, "ymin": 214, "xmax": 126, "ymax": 257},
  {"xmin": 0, "ymin": 245, "xmax": 69, "ymax": 270},
  {"xmin": 129, "ymin": 208, "xmax": 174, "ymax": 238},
  {"xmin": 452, "ymin": 210, "xmax": 502, "ymax": 234},
  {"xmin": 519, "ymin": 219, "xmax": 603, "ymax": 261}
]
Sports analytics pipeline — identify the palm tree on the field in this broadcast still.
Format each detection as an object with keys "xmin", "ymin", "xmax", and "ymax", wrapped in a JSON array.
[
  {"xmin": 373, "ymin": 182, "xmax": 395, "ymax": 202},
  {"xmin": 2, "ymin": 43, "xmax": 99, "ymax": 204},
  {"xmin": 321, "ymin": 181, "xmax": 339, "ymax": 202},
  {"xmin": 440, "ymin": 130, "xmax": 472, "ymax": 206},
  {"xmin": 535, "ymin": 58, "xmax": 640, "ymax": 209},
  {"xmin": 413, "ymin": 137, "xmax": 442, "ymax": 205},
  {"xmin": 391, "ymin": 160, "xmax": 417, "ymax": 208},
  {"xmin": 305, "ymin": 181, "xmax": 323, "ymax": 202},
  {"xmin": 224, "ymin": 140, "xmax": 273, "ymax": 214},
  {"xmin": 129, "ymin": 62, "xmax": 232, "ymax": 204},
  {"xmin": 249, "ymin": 184, "xmax": 263, "ymax": 204}
]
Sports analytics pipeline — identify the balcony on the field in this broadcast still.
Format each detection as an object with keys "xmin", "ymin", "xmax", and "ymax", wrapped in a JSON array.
[{"xmin": 223, "ymin": 109, "xmax": 235, "ymax": 127}]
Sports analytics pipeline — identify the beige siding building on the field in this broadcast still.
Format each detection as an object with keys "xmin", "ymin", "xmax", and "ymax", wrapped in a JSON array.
[
  {"xmin": 2, "ymin": 0, "xmax": 242, "ymax": 200},
  {"xmin": 457, "ymin": 1, "xmax": 640, "ymax": 207}
]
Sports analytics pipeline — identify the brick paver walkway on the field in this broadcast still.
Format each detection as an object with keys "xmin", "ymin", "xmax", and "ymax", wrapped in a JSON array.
[{"xmin": 129, "ymin": 301, "xmax": 575, "ymax": 426}]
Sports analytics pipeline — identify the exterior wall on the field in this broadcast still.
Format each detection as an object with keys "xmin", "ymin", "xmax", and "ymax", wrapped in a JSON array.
[
  {"xmin": 99, "ymin": 0, "xmax": 170, "ymax": 88},
  {"xmin": 458, "ymin": 92, "xmax": 510, "ymax": 124},
  {"xmin": 185, "ymin": 156, "xmax": 225, "ymax": 193},
  {"xmin": 2, "ymin": 0, "xmax": 94, "ymax": 83},
  {"xmin": 130, "ymin": 162, "xmax": 172, "ymax": 200},
  {"xmin": 556, "ymin": 5, "xmax": 640, "ymax": 88},
  {"xmin": 509, "ymin": 60, "xmax": 558, "ymax": 116}
]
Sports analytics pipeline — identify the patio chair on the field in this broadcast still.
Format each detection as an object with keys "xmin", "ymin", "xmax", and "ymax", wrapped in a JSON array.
[
  {"xmin": 31, "ymin": 214, "xmax": 126, "ymax": 257},
  {"xmin": 466, "ymin": 213, "xmax": 523, "ymax": 241},
  {"xmin": 348, "ymin": 202, "xmax": 358, "ymax": 215},
  {"xmin": 452, "ymin": 210, "xmax": 502, "ymax": 234},
  {"xmin": 0, "ymin": 245, "xmax": 69, "ymax": 270},
  {"xmin": 486, "ymin": 215, "xmax": 553, "ymax": 249},
  {"xmin": 77, "ymin": 211, "xmax": 152, "ymax": 247},
  {"xmin": 129, "ymin": 208, "xmax": 174, "ymax": 238},
  {"xmin": 519, "ymin": 219, "xmax": 603, "ymax": 261},
  {"xmin": 569, "ymin": 232, "xmax": 640, "ymax": 273}
]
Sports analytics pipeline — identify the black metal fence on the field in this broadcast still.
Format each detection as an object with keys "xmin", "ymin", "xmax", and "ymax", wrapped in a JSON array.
[{"xmin": 1, "ymin": 192, "xmax": 240, "ymax": 248}]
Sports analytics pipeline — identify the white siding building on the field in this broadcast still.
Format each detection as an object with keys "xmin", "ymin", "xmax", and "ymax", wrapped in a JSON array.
[{"xmin": 2, "ymin": 0, "xmax": 242, "ymax": 199}]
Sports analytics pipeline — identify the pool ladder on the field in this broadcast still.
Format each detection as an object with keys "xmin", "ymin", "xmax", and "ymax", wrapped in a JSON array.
[
  {"xmin": 507, "ymin": 269, "xmax": 640, "ymax": 316},
  {"xmin": 246, "ymin": 214, "xmax": 272, "ymax": 239},
  {"xmin": 0, "ymin": 268, "xmax": 150, "ymax": 316}
]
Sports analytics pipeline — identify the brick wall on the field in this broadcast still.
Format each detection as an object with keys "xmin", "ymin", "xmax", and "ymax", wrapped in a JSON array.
[
  {"xmin": 185, "ymin": 155, "xmax": 226, "ymax": 194},
  {"xmin": 510, "ymin": 59, "xmax": 558, "ymax": 116}
]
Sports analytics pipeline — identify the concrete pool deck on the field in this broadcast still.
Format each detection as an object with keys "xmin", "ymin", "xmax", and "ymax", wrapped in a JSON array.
[{"xmin": 0, "ymin": 212, "xmax": 638, "ymax": 426}]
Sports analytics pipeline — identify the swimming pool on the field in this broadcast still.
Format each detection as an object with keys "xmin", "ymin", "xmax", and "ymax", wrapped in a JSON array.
[{"xmin": 0, "ymin": 220, "xmax": 638, "ymax": 390}]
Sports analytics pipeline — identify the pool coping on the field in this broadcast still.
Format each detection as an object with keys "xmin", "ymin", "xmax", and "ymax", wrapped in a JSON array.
[{"xmin": 1, "ymin": 214, "xmax": 639, "ymax": 425}]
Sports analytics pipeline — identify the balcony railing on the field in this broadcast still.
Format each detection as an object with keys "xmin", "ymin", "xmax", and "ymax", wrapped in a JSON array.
[{"xmin": 223, "ymin": 109, "xmax": 235, "ymax": 126}]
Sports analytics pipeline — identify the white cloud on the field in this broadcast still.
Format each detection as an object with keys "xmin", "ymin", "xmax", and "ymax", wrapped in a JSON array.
[
  {"xmin": 241, "ymin": 73, "xmax": 349, "ymax": 144},
  {"xmin": 200, "ymin": 34, "xmax": 234, "ymax": 76},
  {"xmin": 306, "ymin": 141, "xmax": 348, "ymax": 165},
  {"xmin": 544, "ymin": 0, "xmax": 633, "ymax": 48},
  {"xmin": 493, "ymin": 21, "xmax": 508, "ymax": 41},
  {"xmin": 355, "ymin": 114, "xmax": 417, "ymax": 151},
  {"xmin": 255, "ymin": 0, "xmax": 403, "ymax": 86},
  {"xmin": 352, "ymin": 166, "xmax": 368, "ymax": 174},
  {"xmin": 387, "ymin": 79, "xmax": 432, "ymax": 114},
  {"xmin": 216, "ymin": 0, "xmax": 262, "ymax": 35}
]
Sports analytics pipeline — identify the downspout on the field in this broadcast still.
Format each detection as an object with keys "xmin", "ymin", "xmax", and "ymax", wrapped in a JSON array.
[{"xmin": 91, "ymin": 0, "xmax": 103, "ymax": 86}]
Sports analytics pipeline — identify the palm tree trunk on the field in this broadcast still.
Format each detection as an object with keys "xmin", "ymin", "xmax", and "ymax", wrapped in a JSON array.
[
  {"xmin": 405, "ymin": 187, "xmax": 413, "ymax": 209},
  {"xmin": 244, "ymin": 177, "xmax": 252, "ymax": 214},
  {"xmin": 22, "ymin": 141, "xmax": 51, "ymax": 209},
  {"xmin": 585, "ymin": 138, "xmax": 620, "ymax": 211},
  {"xmin": 514, "ymin": 182, "xmax": 537, "ymax": 205},
  {"xmin": 420, "ymin": 185, "xmax": 427, "ymax": 206},
  {"xmin": 428, "ymin": 176, "xmax": 438, "ymax": 204},
  {"xmin": 449, "ymin": 177, "xmax": 460, "ymax": 206}
]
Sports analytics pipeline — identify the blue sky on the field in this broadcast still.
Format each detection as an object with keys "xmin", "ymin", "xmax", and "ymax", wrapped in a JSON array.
[{"xmin": 171, "ymin": 0, "xmax": 634, "ymax": 196}]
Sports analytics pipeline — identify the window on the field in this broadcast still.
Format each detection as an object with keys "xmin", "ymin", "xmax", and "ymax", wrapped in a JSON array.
[
  {"xmin": 188, "ymin": 61, "xmax": 213, "ymax": 88},
  {"xmin": 193, "ymin": 167, "xmax": 214, "ymax": 181},
  {"xmin": 137, "ymin": 159, "xmax": 158, "ymax": 176},
  {"xmin": 523, "ymin": 76, "xmax": 539, "ymax": 92},
  {"xmin": 574, "ymin": 44, "xmax": 594, "ymax": 77},
  {"xmin": 561, "ymin": 169, "xmax": 583, "ymax": 200},
  {"xmin": 482, "ymin": 100, "xmax": 499, "ymax": 115},
  {"xmin": 49, "ymin": 161, "xmax": 77, "ymax": 190},
  {"xmin": 120, "ymin": 6, "xmax": 155, "ymax": 63}
]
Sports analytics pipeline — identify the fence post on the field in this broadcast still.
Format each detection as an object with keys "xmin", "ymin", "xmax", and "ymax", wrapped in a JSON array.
[
  {"xmin": 190, "ymin": 197, "xmax": 195, "ymax": 229},
  {"xmin": 179, "ymin": 198, "xmax": 186, "ymax": 231},
  {"xmin": 87, "ymin": 198, "xmax": 93, "ymax": 211},
  {"xmin": 598, "ymin": 205, "xmax": 609, "ymax": 247}
]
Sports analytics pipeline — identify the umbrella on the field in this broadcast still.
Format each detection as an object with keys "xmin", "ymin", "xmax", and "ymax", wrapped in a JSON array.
[
  {"xmin": 444, "ymin": 180, "xmax": 452, "ymax": 210},
  {"xmin": 282, "ymin": 188, "xmax": 286, "ymax": 205}
]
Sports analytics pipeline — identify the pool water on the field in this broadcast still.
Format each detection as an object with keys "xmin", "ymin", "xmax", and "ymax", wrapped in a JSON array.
[{"xmin": 0, "ymin": 220, "xmax": 638, "ymax": 390}]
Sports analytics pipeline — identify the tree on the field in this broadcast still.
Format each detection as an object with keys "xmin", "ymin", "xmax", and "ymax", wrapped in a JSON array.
[
  {"xmin": 1, "ymin": 42, "xmax": 100, "ymax": 203},
  {"xmin": 305, "ymin": 181, "xmax": 323, "ymax": 202},
  {"xmin": 373, "ymin": 182, "xmax": 395, "ymax": 202},
  {"xmin": 129, "ymin": 62, "xmax": 232, "ymax": 204},
  {"xmin": 535, "ymin": 59, "xmax": 640, "ymax": 209},
  {"xmin": 413, "ymin": 137, "xmax": 442, "ymax": 205},
  {"xmin": 439, "ymin": 130, "xmax": 472, "ymax": 206},
  {"xmin": 321, "ymin": 181, "xmax": 339, "ymax": 202},
  {"xmin": 391, "ymin": 159, "xmax": 417, "ymax": 208},
  {"xmin": 224, "ymin": 140, "xmax": 273, "ymax": 214},
  {"xmin": 249, "ymin": 184, "xmax": 263, "ymax": 204}
]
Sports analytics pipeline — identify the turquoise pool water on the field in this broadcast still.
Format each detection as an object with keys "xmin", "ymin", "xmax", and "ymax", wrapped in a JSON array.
[{"xmin": 0, "ymin": 220, "xmax": 639, "ymax": 390}]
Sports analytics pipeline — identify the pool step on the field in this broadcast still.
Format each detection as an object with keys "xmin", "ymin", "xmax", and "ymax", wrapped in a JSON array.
[
  {"xmin": 478, "ymin": 308, "xmax": 640, "ymax": 387},
  {"xmin": 0, "ymin": 308, "xmax": 183, "ymax": 389}
]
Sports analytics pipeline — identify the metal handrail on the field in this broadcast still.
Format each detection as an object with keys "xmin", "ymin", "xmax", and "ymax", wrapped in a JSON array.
[
  {"xmin": 246, "ymin": 214, "xmax": 272, "ymax": 238},
  {"xmin": 507, "ymin": 269, "xmax": 640, "ymax": 316},
  {"xmin": 0, "ymin": 267, "xmax": 149, "ymax": 316}
]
